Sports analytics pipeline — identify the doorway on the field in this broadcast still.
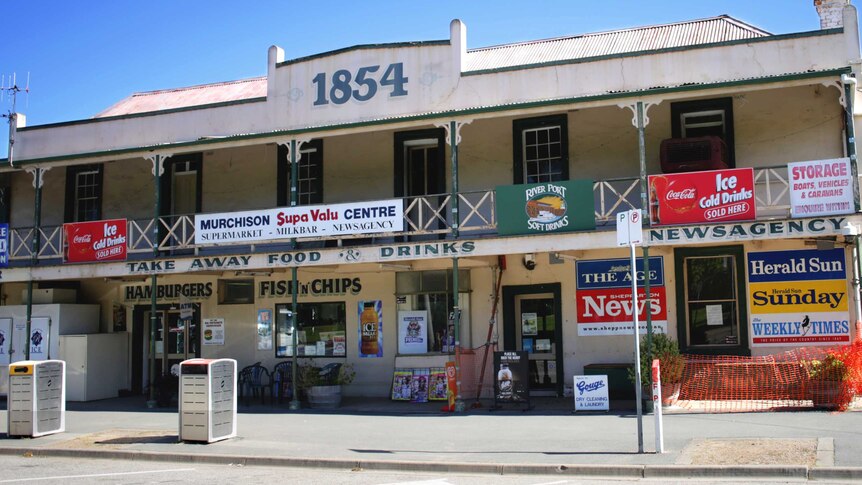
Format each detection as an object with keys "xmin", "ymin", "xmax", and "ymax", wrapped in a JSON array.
[
  {"xmin": 674, "ymin": 245, "xmax": 749, "ymax": 355},
  {"xmin": 502, "ymin": 283, "xmax": 563, "ymax": 396},
  {"xmin": 394, "ymin": 129, "xmax": 446, "ymax": 240},
  {"xmin": 132, "ymin": 304, "xmax": 201, "ymax": 394}
]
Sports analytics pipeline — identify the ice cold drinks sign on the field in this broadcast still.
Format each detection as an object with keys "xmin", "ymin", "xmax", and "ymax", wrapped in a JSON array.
[{"xmin": 648, "ymin": 168, "xmax": 755, "ymax": 226}]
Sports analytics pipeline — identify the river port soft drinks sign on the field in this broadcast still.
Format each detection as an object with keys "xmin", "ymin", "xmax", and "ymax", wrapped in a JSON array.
[{"xmin": 748, "ymin": 248, "xmax": 850, "ymax": 346}]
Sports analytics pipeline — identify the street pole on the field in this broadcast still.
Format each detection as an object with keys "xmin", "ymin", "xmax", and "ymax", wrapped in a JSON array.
[
  {"xmin": 24, "ymin": 167, "xmax": 42, "ymax": 360},
  {"xmin": 289, "ymin": 139, "xmax": 301, "ymax": 411}
]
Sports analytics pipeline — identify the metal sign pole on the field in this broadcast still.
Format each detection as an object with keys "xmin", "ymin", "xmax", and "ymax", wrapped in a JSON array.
[
  {"xmin": 617, "ymin": 209, "xmax": 644, "ymax": 454},
  {"xmin": 630, "ymin": 238, "xmax": 643, "ymax": 454}
]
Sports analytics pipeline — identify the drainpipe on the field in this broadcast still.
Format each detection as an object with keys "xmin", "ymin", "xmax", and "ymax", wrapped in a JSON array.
[
  {"xmin": 842, "ymin": 74, "xmax": 859, "ymax": 211},
  {"xmin": 24, "ymin": 167, "xmax": 43, "ymax": 359}
]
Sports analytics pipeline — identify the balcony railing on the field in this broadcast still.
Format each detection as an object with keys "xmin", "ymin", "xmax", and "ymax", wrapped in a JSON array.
[{"xmin": 5, "ymin": 165, "xmax": 840, "ymax": 262}]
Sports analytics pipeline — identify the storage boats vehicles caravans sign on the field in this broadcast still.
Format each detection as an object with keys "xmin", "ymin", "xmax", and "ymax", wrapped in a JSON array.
[
  {"xmin": 194, "ymin": 199, "xmax": 403, "ymax": 244},
  {"xmin": 748, "ymin": 248, "xmax": 850, "ymax": 346}
]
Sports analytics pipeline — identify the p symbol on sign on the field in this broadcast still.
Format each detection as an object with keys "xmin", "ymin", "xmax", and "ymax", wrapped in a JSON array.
[{"xmin": 631, "ymin": 211, "xmax": 639, "ymax": 224}]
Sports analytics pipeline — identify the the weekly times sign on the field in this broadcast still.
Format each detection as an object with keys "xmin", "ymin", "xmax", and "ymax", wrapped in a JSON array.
[{"xmin": 748, "ymin": 248, "xmax": 850, "ymax": 346}]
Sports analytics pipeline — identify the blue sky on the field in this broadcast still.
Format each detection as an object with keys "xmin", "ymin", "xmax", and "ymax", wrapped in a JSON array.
[{"xmin": 0, "ymin": 1, "xmax": 834, "ymax": 157}]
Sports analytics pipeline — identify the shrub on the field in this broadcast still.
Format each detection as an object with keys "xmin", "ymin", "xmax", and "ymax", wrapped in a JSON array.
[
  {"xmin": 628, "ymin": 333, "xmax": 685, "ymax": 388},
  {"xmin": 296, "ymin": 361, "xmax": 355, "ymax": 390}
]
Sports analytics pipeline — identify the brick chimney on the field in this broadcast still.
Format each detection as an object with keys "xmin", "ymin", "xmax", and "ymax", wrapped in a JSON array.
[{"xmin": 815, "ymin": 0, "xmax": 851, "ymax": 28}]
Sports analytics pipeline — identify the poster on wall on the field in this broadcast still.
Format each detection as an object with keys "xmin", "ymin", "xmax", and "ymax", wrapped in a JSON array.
[
  {"xmin": 789, "ymin": 158, "xmax": 854, "ymax": 218},
  {"xmin": 748, "ymin": 248, "xmax": 850, "ymax": 346},
  {"xmin": 648, "ymin": 168, "xmax": 755, "ymax": 226},
  {"xmin": 397, "ymin": 311, "xmax": 428, "ymax": 354},
  {"xmin": 30, "ymin": 317, "xmax": 50, "ymax": 360},
  {"xmin": 257, "ymin": 309, "xmax": 273, "ymax": 350},
  {"xmin": 576, "ymin": 257, "xmax": 668, "ymax": 336},
  {"xmin": 0, "ymin": 318, "xmax": 11, "ymax": 365},
  {"xmin": 63, "ymin": 218, "xmax": 128, "ymax": 263},
  {"xmin": 203, "ymin": 318, "xmax": 225, "ymax": 346},
  {"xmin": 391, "ymin": 369, "xmax": 412, "ymax": 400},
  {"xmin": 493, "ymin": 351, "xmax": 530, "ymax": 405},
  {"xmin": 495, "ymin": 179, "xmax": 595, "ymax": 236},
  {"xmin": 358, "ymin": 300, "xmax": 383, "ymax": 358},
  {"xmin": 574, "ymin": 375, "xmax": 609, "ymax": 411}
]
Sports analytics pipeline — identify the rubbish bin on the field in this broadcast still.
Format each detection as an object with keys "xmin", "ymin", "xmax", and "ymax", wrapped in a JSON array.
[
  {"xmin": 7, "ymin": 360, "xmax": 66, "ymax": 438},
  {"xmin": 179, "ymin": 358, "xmax": 237, "ymax": 443}
]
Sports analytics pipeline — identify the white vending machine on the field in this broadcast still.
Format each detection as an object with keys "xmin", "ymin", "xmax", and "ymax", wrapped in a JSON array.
[
  {"xmin": 179, "ymin": 358, "xmax": 237, "ymax": 443},
  {"xmin": 7, "ymin": 360, "xmax": 66, "ymax": 437}
]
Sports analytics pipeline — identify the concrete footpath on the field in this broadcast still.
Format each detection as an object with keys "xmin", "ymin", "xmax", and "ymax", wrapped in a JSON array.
[{"xmin": 1, "ymin": 396, "xmax": 862, "ymax": 480}]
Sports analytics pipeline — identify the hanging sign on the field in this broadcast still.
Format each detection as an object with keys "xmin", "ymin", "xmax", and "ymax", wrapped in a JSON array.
[
  {"xmin": 0, "ymin": 223, "xmax": 8, "ymax": 268},
  {"xmin": 495, "ymin": 180, "xmax": 595, "ymax": 235},
  {"xmin": 576, "ymin": 257, "xmax": 667, "ymax": 336},
  {"xmin": 63, "ymin": 218, "xmax": 128, "ymax": 263},
  {"xmin": 748, "ymin": 248, "xmax": 850, "ymax": 346},
  {"xmin": 789, "ymin": 158, "xmax": 854, "ymax": 218},
  {"xmin": 648, "ymin": 168, "xmax": 755, "ymax": 226},
  {"xmin": 195, "ymin": 199, "xmax": 403, "ymax": 244}
]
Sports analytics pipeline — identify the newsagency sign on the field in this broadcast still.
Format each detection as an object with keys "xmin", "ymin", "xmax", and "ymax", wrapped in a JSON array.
[
  {"xmin": 194, "ymin": 199, "xmax": 403, "ymax": 244},
  {"xmin": 748, "ymin": 248, "xmax": 850, "ymax": 346},
  {"xmin": 495, "ymin": 180, "xmax": 595, "ymax": 236}
]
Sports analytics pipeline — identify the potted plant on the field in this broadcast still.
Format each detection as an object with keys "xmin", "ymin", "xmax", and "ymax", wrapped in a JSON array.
[
  {"xmin": 297, "ymin": 361, "xmax": 355, "ymax": 409},
  {"xmin": 628, "ymin": 333, "xmax": 685, "ymax": 407},
  {"xmin": 805, "ymin": 350, "xmax": 852, "ymax": 411}
]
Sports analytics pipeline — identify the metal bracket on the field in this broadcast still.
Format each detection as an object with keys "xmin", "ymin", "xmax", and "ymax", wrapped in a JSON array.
[
  {"xmin": 145, "ymin": 153, "xmax": 173, "ymax": 177},
  {"xmin": 618, "ymin": 101, "xmax": 662, "ymax": 128},
  {"xmin": 435, "ymin": 120, "xmax": 473, "ymax": 146},
  {"xmin": 24, "ymin": 167, "xmax": 50, "ymax": 189}
]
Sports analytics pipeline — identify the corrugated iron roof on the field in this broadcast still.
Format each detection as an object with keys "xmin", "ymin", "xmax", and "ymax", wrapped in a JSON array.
[
  {"xmin": 464, "ymin": 15, "xmax": 771, "ymax": 72},
  {"xmin": 94, "ymin": 15, "xmax": 770, "ymax": 117},
  {"xmin": 94, "ymin": 77, "xmax": 267, "ymax": 118}
]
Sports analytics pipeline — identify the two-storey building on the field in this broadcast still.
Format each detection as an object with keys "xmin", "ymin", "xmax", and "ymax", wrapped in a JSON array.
[{"xmin": 1, "ymin": 0, "xmax": 861, "ymax": 404}]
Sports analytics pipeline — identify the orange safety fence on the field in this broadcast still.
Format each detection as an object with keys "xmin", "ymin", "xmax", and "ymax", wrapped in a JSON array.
[{"xmin": 677, "ymin": 341, "xmax": 862, "ymax": 413}]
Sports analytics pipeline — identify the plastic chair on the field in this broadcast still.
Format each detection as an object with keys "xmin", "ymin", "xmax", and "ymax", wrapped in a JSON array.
[
  {"xmin": 271, "ymin": 361, "xmax": 293, "ymax": 403},
  {"xmin": 239, "ymin": 363, "xmax": 271, "ymax": 405}
]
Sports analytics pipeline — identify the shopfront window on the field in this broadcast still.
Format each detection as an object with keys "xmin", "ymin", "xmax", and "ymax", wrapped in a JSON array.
[
  {"xmin": 275, "ymin": 302, "xmax": 346, "ymax": 358},
  {"xmin": 395, "ymin": 270, "xmax": 471, "ymax": 353}
]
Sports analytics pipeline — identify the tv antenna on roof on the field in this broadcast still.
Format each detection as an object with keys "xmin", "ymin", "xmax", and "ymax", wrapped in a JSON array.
[{"xmin": 1, "ymin": 72, "xmax": 30, "ymax": 167}]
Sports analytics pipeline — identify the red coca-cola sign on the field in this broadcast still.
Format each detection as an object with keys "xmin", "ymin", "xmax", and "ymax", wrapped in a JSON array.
[
  {"xmin": 63, "ymin": 219, "xmax": 128, "ymax": 263},
  {"xmin": 648, "ymin": 168, "xmax": 755, "ymax": 226}
]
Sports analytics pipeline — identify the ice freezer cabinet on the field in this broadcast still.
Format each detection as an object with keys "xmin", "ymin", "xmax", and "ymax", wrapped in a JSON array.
[
  {"xmin": 179, "ymin": 358, "xmax": 236, "ymax": 443},
  {"xmin": 7, "ymin": 360, "xmax": 66, "ymax": 437}
]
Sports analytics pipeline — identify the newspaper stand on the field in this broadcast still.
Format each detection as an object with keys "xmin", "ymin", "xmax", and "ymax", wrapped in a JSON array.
[
  {"xmin": 179, "ymin": 358, "xmax": 237, "ymax": 443},
  {"xmin": 7, "ymin": 360, "xmax": 66, "ymax": 438}
]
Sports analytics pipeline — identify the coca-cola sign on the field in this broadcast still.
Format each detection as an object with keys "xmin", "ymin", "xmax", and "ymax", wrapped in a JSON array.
[
  {"xmin": 648, "ymin": 168, "xmax": 755, "ymax": 226},
  {"xmin": 63, "ymin": 219, "xmax": 128, "ymax": 263}
]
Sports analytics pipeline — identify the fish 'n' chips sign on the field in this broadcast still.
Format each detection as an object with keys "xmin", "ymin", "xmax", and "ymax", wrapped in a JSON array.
[{"xmin": 748, "ymin": 248, "xmax": 850, "ymax": 346}]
